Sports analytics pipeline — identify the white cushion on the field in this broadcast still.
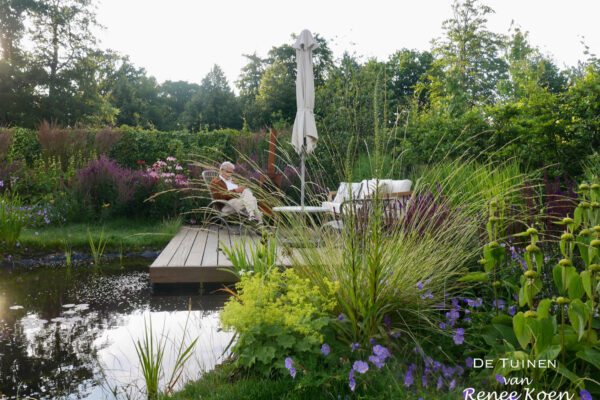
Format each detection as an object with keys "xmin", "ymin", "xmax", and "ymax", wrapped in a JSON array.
[
  {"xmin": 322, "ymin": 201, "xmax": 341, "ymax": 214},
  {"xmin": 389, "ymin": 179, "xmax": 412, "ymax": 193}
]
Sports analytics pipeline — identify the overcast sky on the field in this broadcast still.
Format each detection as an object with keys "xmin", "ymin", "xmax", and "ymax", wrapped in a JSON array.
[{"xmin": 95, "ymin": 0, "xmax": 600, "ymax": 89}]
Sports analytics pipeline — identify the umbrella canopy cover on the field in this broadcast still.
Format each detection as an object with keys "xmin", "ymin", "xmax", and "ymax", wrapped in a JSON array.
[{"xmin": 291, "ymin": 29, "xmax": 319, "ymax": 155}]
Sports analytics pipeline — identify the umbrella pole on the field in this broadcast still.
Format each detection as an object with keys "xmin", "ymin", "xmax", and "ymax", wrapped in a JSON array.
[{"xmin": 300, "ymin": 150, "xmax": 305, "ymax": 208}]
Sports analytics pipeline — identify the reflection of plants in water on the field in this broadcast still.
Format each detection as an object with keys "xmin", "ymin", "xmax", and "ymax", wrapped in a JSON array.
[
  {"xmin": 134, "ymin": 304, "xmax": 198, "ymax": 399},
  {"xmin": 64, "ymin": 240, "xmax": 72, "ymax": 270},
  {"xmin": 88, "ymin": 227, "xmax": 108, "ymax": 266}
]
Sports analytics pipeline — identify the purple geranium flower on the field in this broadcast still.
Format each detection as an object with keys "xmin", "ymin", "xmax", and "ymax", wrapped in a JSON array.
[
  {"xmin": 465, "ymin": 357, "xmax": 473, "ymax": 368},
  {"xmin": 404, "ymin": 370, "xmax": 414, "ymax": 387},
  {"xmin": 509, "ymin": 305, "xmax": 516, "ymax": 316},
  {"xmin": 353, "ymin": 360, "xmax": 369, "ymax": 374},
  {"xmin": 285, "ymin": 357, "xmax": 293, "ymax": 370},
  {"xmin": 453, "ymin": 328, "xmax": 465, "ymax": 345},
  {"xmin": 495, "ymin": 374, "xmax": 505, "ymax": 384},
  {"xmin": 349, "ymin": 369, "xmax": 356, "ymax": 391},
  {"xmin": 369, "ymin": 355, "xmax": 386, "ymax": 369},
  {"xmin": 321, "ymin": 344, "xmax": 330, "ymax": 355},
  {"xmin": 373, "ymin": 345, "xmax": 391, "ymax": 359},
  {"xmin": 338, "ymin": 314, "xmax": 344, "ymax": 321},
  {"xmin": 580, "ymin": 390, "xmax": 592, "ymax": 400}
]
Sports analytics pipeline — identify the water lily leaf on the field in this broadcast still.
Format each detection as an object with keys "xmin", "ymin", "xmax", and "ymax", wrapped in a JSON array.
[{"xmin": 513, "ymin": 312, "xmax": 530, "ymax": 350}]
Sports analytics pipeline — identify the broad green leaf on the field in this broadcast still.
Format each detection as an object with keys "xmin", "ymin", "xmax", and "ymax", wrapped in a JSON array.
[
  {"xmin": 459, "ymin": 271, "xmax": 489, "ymax": 282},
  {"xmin": 568, "ymin": 300, "xmax": 590, "ymax": 341},
  {"xmin": 555, "ymin": 362, "xmax": 582, "ymax": 388},
  {"xmin": 276, "ymin": 334, "xmax": 296, "ymax": 349},
  {"xmin": 560, "ymin": 239, "xmax": 567, "ymax": 258},
  {"xmin": 534, "ymin": 317, "xmax": 555, "ymax": 355},
  {"xmin": 492, "ymin": 314, "xmax": 513, "ymax": 326},
  {"xmin": 568, "ymin": 273, "xmax": 585, "ymax": 300},
  {"xmin": 553, "ymin": 264, "xmax": 564, "ymax": 294},
  {"xmin": 580, "ymin": 270, "xmax": 592, "ymax": 299},
  {"xmin": 519, "ymin": 284, "xmax": 529, "ymax": 308},
  {"xmin": 576, "ymin": 237, "xmax": 590, "ymax": 266},
  {"xmin": 537, "ymin": 299, "xmax": 552, "ymax": 319},
  {"xmin": 536, "ymin": 345, "xmax": 562, "ymax": 363},
  {"xmin": 256, "ymin": 346, "xmax": 275, "ymax": 364},
  {"xmin": 576, "ymin": 347, "xmax": 600, "ymax": 370},
  {"xmin": 513, "ymin": 312, "xmax": 530, "ymax": 350},
  {"xmin": 534, "ymin": 251, "xmax": 543, "ymax": 272},
  {"xmin": 574, "ymin": 207, "xmax": 583, "ymax": 229}
]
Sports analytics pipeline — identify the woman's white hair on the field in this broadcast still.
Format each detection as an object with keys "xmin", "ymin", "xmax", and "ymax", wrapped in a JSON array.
[{"xmin": 220, "ymin": 161, "xmax": 235, "ymax": 171}]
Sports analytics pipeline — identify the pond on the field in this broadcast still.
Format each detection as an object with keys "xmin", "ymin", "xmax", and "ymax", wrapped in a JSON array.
[{"xmin": 0, "ymin": 258, "xmax": 234, "ymax": 399}]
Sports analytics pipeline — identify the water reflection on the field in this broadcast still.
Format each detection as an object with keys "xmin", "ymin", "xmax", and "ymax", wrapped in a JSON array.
[{"xmin": 0, "ymin": 262, "xmax": 233, "ymax": 399}]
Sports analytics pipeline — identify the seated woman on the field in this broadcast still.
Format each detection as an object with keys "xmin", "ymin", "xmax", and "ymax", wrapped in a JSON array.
[{"xmin": 209, "ymin": 161, "xmax": 268, "ymax": 224}]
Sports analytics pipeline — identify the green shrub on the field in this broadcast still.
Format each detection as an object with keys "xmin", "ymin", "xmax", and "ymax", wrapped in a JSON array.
[{"xmin": 220, "ymin": 268, "xmax": 339, "ymax": 376}]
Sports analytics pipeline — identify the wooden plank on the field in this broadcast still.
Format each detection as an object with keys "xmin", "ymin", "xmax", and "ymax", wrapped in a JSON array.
[
  {"xmin": 202, "ymin": 227, "xmax": 219, "ymax": 267},
  {"xmin": 150, "ymin": 266, "xmax": 238, "ymax": 283},
  {"xmin": 185, "ymin": 228, "xmax": 209, "ymax": 267},
  {"xmin": 217, "ymin": 226, "xmax": 233, "ymax": 267},
  {"xmin": 168, "ymin": 227, "xmax": 198, "ymax": 267},
  {"xmin": 150, "ymin": 227, "xmax": 190, "ymax": 267}
]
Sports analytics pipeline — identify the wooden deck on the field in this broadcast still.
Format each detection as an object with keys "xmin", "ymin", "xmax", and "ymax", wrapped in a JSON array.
[{"xmin": 149, "ymin": 226, "xmax": 292, "ymax": 283}]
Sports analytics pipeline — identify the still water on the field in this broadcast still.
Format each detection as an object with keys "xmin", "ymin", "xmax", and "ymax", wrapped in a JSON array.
[{"xmin": 0, "ymin": 260, "xmax": 234, "ymax": 399}]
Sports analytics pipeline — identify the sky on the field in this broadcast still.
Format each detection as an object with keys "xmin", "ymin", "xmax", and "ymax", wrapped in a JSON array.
[{"xmin": 95, "ymin": 0, "xmax": 600, "ymax": 90}]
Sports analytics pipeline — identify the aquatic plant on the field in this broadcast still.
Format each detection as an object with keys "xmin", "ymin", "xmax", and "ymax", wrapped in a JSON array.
[
  {"xmin": 134, "ymin": 305, "xmax": 198, "ymax": 399},
  {"xmin": 220, "ymin": 230, "xmax": 277, "ymax": 279},
  {"xmin": 0, "ymin": 192, "xmax": 26, "ymax": 247},
  {"xmin": 87, "ymin": 227, "xmax": 108, "ymax": 265}
]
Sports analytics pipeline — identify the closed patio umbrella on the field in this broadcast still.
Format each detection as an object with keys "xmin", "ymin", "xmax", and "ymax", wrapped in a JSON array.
[{"xmin": 291, "ymin": 29, "xmax": 319, "ymax": 208}]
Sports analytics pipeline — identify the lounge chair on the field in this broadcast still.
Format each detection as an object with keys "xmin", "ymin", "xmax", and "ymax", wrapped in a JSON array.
[{"xmin": 201, "ymin": 170, "xmax": 251, "ymax": 230}]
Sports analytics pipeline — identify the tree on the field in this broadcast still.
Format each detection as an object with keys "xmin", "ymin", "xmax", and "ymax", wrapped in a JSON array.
[
  {"xmin": 180, "ymin": 65, "xmax": 241, "ymax": 131},
  {"xmin": 429, "ymin": 0, "xmax": 508, "ymax": 112},
  {"xmin": 386, "ymin": 49, "xmax": 434, "ymax": 108},
  {"xmin": 158, "ymin": 80, "xmax": 200, "ymax": 130},
  {"xmin": 236, "ymin": 33, "xmax": 333, "ymax": 129},
  {"xmin": 105, "ymin": 57, "xmax": 163, "ymax": 128},
  {"xmin": 29, "ymin": 0, "xmax": 101, "ymax": 122},
  {"xmin": 0, "ymin": 0, "xmax": 42, "ymax": 126}
]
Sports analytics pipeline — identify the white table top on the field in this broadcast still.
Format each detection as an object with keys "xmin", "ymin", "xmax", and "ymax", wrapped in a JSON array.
[{"xmin": 272, "ymin": 206, "xmax": 331, "ymax": 213}]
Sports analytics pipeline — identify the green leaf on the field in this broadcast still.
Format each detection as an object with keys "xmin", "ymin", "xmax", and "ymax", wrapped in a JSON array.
[
  {"xmin": 574, "ymin": 207, "xmax": 583, "ymax": 230},
  {"xmin": 568, "ymin": 273, "xmax": 585, "ymax": 300},
  {"xmin": 534, "ymin": 317, "xmax": 555, "ymax": 355},
  {"xmin": 276, "ymin": 334, "xmax": 296, "ymax": 349},
  {"xmin": 576, "ymin": 236, "xmax": 590, "ymax": 266},
  {"xmin": 555, "ymin": 362, "xmax": 583, "ymax": 389},
  {"xmin": 581, "ymin": 270, "xmax": 592, "ymax": 299},
  {"xmin": 513, "ymin": 312, "xmax": 530, "ymax": 350},
  {"xmin": 537, "ymin": 299, "xmax": 552, "ymax": 319},
  {"xmin": 459, "ymin": 271, "xmax": 489, "ymax": 282},
  {"xmin": 256, "ymin": 346, "xmax": 276, "ymax": 364},
  {"xmin": 568, "ymin": 299, "xmax": 590, "ymax": 341},
  {"xmin": 534, "ymin": 250, "xmax": 543, "ymax": 272},
  {"xmin": 519, "ymin": 284, "xmax": 529, "ymax": 308},
  {"xmin": 536, "ymin": 345, "xmax": 562, "ymax": 363},
  {"xmin": 553, "ymin": 264, "xmax": 564, "ymax": 294},
  {"xmin": 576, "ymin": 347, "xmax": 600, "ymax": 370}
]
